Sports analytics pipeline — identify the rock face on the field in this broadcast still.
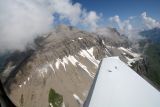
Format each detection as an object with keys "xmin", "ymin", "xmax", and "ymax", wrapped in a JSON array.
[{"xmin": 1, "ymin": 25, "xmax": 143, "ymax": 107}]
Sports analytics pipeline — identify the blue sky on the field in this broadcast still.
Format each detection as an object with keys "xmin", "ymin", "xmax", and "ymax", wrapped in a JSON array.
[
  {"xmin": 73, "ymin": 0, "xmax": 160, "ymax": 20},
  {"xmin": 1, "ymin": 0, "xmax": 160, "ymax": 52}
]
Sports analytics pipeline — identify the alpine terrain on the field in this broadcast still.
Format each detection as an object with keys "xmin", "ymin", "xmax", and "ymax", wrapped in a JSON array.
[{"xmin": 0, "ymin": 25, "xmax": 148, "ymax": 107}]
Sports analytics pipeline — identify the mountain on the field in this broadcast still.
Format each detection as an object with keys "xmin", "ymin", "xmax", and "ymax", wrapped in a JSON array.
[
  {"xmin": 139, "ymin": 28, "xmax": 160, "ymax": 89},
  {"xmin": 140, "ymin": 28, "xmax": 160, "ymax": 43},
  {"xmin": 0, "ymin": 25, "xmax": 146, "ymax": 107}
]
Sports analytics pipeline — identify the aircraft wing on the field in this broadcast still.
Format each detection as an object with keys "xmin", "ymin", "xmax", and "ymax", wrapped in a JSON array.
[{"xmin": 84, "ymin": 57, "xmax": 160, "ymax": 107}]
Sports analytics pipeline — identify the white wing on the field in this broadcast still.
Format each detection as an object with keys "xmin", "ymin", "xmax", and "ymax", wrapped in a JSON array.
[{"xmin": 84, "ymin": 57, "xmax": 160, "ymax": 107}]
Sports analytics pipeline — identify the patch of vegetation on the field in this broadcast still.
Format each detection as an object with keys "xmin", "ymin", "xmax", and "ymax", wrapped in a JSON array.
[
  {"xmin": 139, "ymin": 40, "xmax": 147, "ymax": 47},
  {"xmin": 140, "ymin": 28, "xmax": 160, "ymax": 43},
  {"xmin": 48, "ymin": 88, "xmax": 63, "ymax": 107},
  {"xmin": 145, "ymin": 43, "xmax": 160, "ymax": 87},
  {"xmin": 139, "ymin": 28, "xmax": 160, "ymax": 88}
]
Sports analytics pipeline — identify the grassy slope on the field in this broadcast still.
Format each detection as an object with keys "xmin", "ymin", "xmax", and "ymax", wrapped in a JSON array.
[
  {"xmin": 145, "ymin": 44, "xmax": 160, "ymax": 87},
  {"xmin": 140, "ymin": 28, "xmax": 160, "ymax": 88},
  {"xmin": 48, "ymin": 88, "xmax": 63, "ymax": 107}
]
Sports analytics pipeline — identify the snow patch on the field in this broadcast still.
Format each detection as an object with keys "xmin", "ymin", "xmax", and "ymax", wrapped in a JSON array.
[
  {"xmin": 62, "ymin": 102, "xmax": 65, "ymax": 107},
  {"xmin": 79, "ymin": 48, "xmax": 100, "ymax": 67},
  {"xmin": 62, "ymin": 56, "xmax": 69, "ymax": 65},
  {"xmin": 49, "ymin": 103, "xmax": 53, "ymax": 107},
  {"xmin": 123, "ymin": 52, "xmax": 126, "ymax": 55},
  {"xmin": 61, "ymin": 61, "xmax": 66, "ymax": 71},
  {"xmin": 106, "ymin": 45, "xmax": 114, "ymax": 49},
  {"xmin": 36, "ymin": 47, "xmax": 101, "ymax": 77},
  {"xmin": 126, "ymin": 56, "xmax": 142, "ymax": 66},
  {"xmin": 119, "ymin": 47, "xmax": 140, "ymax": 58},
  {"xmin": 102, "ymin": 40, "xmax": 106, "ymax": 46},
  {"xmin": 37, "ymin": 55, "xmax": 79, "ymax": 77},
  {"xmin": 38, "ymin": 68, "xmax": 48, "ymax": 78},
  {"xmin": 87, "ymin": 47, "xmax": 94, "ymax": 56},
  {"xmin": 19, "ymin": 85, "xmax": 22, "ymax": 88},
  {"xmin": 49, "ymin": 64, "xmax": 55, "ymax": 74},
  {"xmin": 105, "ymin": 48, "xmax": 111, "ymax": 56},
  {"xmin": 55, "ymin": 57, "xmax": 69, "ymax": 71},
  {"xmin": 78, "ymin": 37, "xmax": 83, "ymax": 40},
  {"xmin": 27, "ymin": 77, "xmax": 30, "ymax": 81},
  {"xmin": 78, "ymin": 63, "xmax": 94, "ymax": 78},
  {"xmin": 118, "ymin": 47, "xmax": 142, "ymax": 66},
  {"xmin": 55, "ymin": 58, "xmax": 61, "ymax": 69},
  {"xmin": 23, "ymin": 81, "xmax": 26, "ymax": 85},
  {"xmin": 55, "ymin": 55, "xmax": 78, "ymax": 70},
  {"xmin": 73, "ymin": 94, "xmax": 83, "ymax": 105},
  {"xmin": 67, "ymin": 55, "xmax": 78, "ymax": 66}
]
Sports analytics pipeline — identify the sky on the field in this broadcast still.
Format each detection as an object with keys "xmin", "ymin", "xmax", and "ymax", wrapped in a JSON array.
[
  {"xmin": 73, "ymin": 0, "xmax": 160, "ymax": 21},
  {"xmin": 0, "ymin": 0, "xmax": 160, "ymax": 53}
]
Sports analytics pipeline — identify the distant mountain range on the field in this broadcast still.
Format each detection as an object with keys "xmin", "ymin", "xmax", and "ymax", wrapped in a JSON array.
[
  {"xmin": 0, "ymin": 25, "xmax": 159, "ymax": 107},
  {"xmin": 140, "ymin": 28, "xmax": 160, "ymax": 43}
]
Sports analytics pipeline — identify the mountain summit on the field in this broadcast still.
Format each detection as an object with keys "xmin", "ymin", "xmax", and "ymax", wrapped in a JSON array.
[{"xmin": 1, "ymin": 25, "xmax": 145, "ymax": 107}]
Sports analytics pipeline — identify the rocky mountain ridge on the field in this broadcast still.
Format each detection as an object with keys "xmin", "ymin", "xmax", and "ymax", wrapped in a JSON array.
[{"xmin": 0, "ymin": 25, "xmax": 145, "ymax": 107}]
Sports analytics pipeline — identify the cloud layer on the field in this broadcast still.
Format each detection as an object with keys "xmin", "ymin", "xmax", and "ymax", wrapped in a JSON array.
[
  {"xmin": 0, "ymin": 0, "xmax": 100, "ymax": 53},
  {"xmin": 0, "ymin": 0, "xmax": 53, "ymax": 53},
  {"xmin": 141, "ymin": 12, "xmax": 160, "ymax": 29},
  {"xmin": 0, "ymin": 0, "xmax": 160, "ymax": 53},
  {"xmin": 50, "ymin": 0, "xmax": 100, "ymax": 30},
  {"xmin": 109, "ymin": 12, "xmax": 160, "ymax": 40},
  {"xmin": 109, "ymin": 15, "xmax": 132, "ymax": 32}
]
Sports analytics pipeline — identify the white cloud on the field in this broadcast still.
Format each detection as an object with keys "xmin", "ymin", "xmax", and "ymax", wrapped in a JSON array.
[
  {"xmin": 108, "ymin": 12, "xmax": 160, "ymax": 40},
  {"xmin": 109, "ymin": 15, "xmax": 133, "ymax": 33},
  {"xmin": 109, "ymin": 15, "xmax": 121, "ymax": 26},
  {"xmin": 51, "ymin": 0, "xmax": 82, "ymax": 25},
  {"xmin": 109, "ymin": 15, "xmax": 144, "ymax": 41},
  {"xmin": 0, "ymin": 0, "xmax": 101, "ymax": 53},
  {"xmin": 141, "ymin": 12, "xmax": 160, "ymax": 29},
  {"xmin": 51, "ymin": 0, "xmax": 100, "ymax": 31},
  {"xmin": 109, "ymin": 12, "xmax": 160, "ymax": 33},
  {"xmin": 83, "ymin": 11, "xmax": 100, "ymax": 31},
  {"xmin": 0, "ymin": 0, "xmax": 53, "ymax": 53},
  {"xmin": 43, "ymin": 0, "xmax": 101, "ymax": 31}
]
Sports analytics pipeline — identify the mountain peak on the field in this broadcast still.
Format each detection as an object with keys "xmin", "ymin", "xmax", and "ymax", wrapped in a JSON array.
[{"xmin": 1, "ymin": 25, "xmax": 145, "ymax": 107}]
